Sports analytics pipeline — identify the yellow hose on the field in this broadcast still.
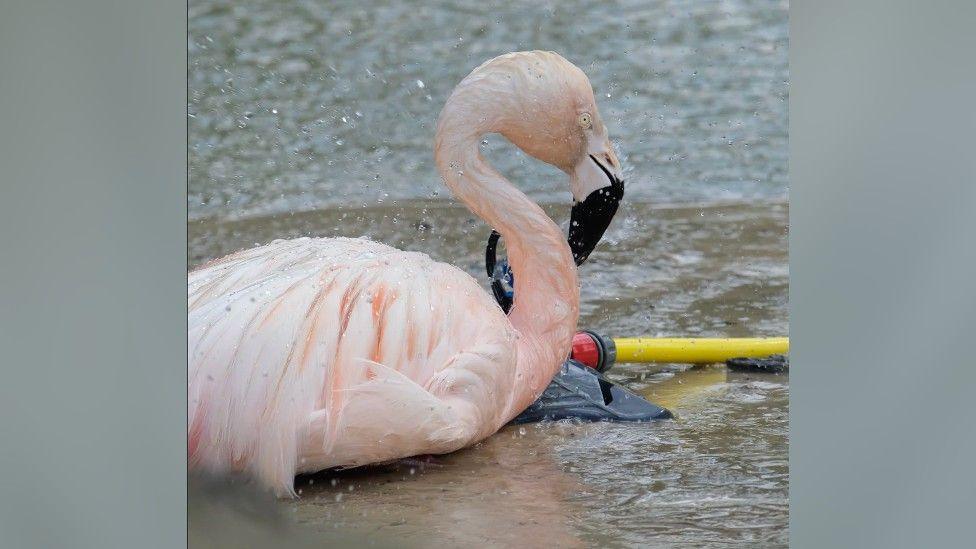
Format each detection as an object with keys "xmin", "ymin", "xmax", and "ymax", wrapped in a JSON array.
[{"xmin": 613, "ymin": 337, "xmax": 789, "ymax": 364}]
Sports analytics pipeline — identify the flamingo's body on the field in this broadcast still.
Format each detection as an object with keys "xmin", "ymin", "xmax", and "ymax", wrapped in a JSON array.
[{"xmin": 188, "ymin": 51, "xmax": 624, "ymax": 495}]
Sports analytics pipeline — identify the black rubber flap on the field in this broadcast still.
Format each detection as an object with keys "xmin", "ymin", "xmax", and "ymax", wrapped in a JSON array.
[{"xmin": 510, "ymin": 360, "xmax": 672, "ymax": 424}]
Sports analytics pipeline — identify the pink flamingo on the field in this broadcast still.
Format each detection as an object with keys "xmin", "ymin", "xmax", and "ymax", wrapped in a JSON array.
[{"xmin": 188, "ymin": 51, "xmax": 625, "ymax": 495}]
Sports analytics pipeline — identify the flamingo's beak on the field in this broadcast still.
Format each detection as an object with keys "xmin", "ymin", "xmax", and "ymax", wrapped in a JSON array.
[{"xmin": 568, "ymin": 154, "xmax": 624, "ymax": 266}]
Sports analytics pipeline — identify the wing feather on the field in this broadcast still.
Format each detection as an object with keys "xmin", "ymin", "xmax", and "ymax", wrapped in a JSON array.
[{"xmin": 188, "ymin": 238, "xmax": 516, "ymax": 494}]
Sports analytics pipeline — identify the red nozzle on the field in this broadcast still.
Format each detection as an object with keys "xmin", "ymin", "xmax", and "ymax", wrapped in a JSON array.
[{"xmin": 570, "ymin": 330, "xmax": 617, "ymax": 373}]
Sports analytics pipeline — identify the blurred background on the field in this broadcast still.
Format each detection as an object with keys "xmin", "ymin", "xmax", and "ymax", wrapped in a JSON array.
[{"xmin": 189, "ymin": 0, "xmax": 789, "ymax": 546}]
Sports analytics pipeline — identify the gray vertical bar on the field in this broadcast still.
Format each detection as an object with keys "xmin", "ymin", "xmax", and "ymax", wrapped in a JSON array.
[{"xmin": 0, "ymin": 1, "xmax": 186, "ymax": 547}]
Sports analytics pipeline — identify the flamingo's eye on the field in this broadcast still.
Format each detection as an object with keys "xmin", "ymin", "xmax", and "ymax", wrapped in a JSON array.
[{"xmin": 577, "ymin": 112, "xmax": 592, "ymax": 129}]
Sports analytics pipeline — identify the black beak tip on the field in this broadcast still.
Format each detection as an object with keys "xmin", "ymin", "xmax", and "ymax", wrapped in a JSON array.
[
  {"xmin": 571, "ymin": 250, "xmax": 589, "ymax": 266},
  {"xmin": 568, "ymin": 184, "xmax": 623, "ymax": 267}
]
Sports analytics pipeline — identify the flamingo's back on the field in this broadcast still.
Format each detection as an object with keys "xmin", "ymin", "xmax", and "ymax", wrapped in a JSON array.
[{"xmin": 188, "ymin": 237, "xmax": 517, "ymax": 494}]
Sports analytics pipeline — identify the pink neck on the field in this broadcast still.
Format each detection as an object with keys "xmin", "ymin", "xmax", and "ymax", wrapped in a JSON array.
[{"xmin": 434, "ymin": 124, "xmax": 580, "ymax": 419}]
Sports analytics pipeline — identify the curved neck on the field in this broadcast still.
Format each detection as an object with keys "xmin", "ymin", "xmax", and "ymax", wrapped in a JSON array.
[{"xmin": 434, "ymin": 119, "xmax": 580, "ymax": 418}]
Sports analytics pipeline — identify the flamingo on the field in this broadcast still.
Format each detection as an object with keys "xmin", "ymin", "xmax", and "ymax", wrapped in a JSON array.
[{"xmin": 188, "ymin": 51, "xmax": 625, "ymax": 495}]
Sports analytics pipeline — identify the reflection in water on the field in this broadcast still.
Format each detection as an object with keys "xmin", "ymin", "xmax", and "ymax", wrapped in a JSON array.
[
  {"xmin": 639, "ymin": 364, "xmax": 731, "ymax": 412},
  {"xmin": 294, "ymin": 424, "xmax": 590, "ymax": 547}
]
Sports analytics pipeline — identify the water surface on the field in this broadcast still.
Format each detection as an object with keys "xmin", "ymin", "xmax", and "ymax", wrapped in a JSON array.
[{"xmin": 189, "ymin": 0, "xmax": 788, "ymax": 221}]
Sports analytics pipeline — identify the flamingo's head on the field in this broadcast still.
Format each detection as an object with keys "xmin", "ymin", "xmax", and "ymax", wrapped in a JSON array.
[{"xmin": 451, "ymin": 51, "xmax": 626, "ymax": 265}]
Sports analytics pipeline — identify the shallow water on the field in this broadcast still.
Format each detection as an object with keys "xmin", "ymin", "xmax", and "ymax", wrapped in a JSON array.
[
  {"xmin": 189, "ymin": 0, "xmax": 788, "ymax": 221},
  {"xmin": 188, "ymin": 202, "xmax": 789, "ymax": 547},
  {"xmin": 189, "ymin": 0, "xmax": 788, "ymax": 546}
]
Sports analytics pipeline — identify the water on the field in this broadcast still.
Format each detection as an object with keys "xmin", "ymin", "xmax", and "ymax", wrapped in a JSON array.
[
  {"xmin": 189, "ymin": 0, "xmax": 788, "ymax": 546},
  {"xmin": 189, "ymin": 0, "xmax": 788, "ymax": 221}
]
